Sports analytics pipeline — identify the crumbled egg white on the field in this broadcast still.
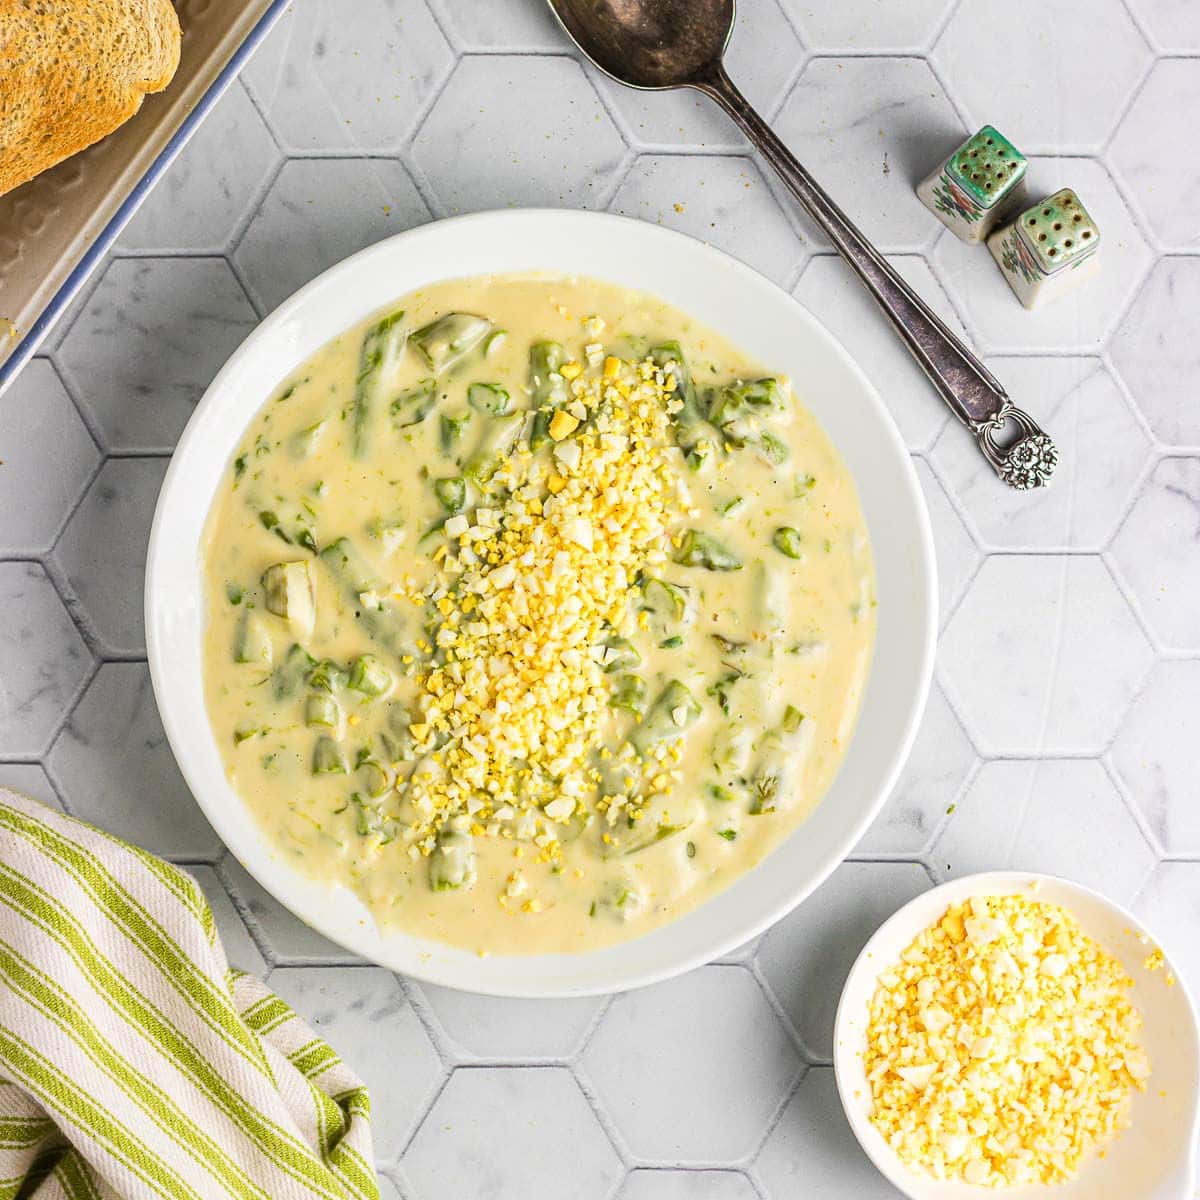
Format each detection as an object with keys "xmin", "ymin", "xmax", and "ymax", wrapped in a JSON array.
[{"xmin": 865, "ymin": 894, "xmax": 1148, "ymax": 1188}]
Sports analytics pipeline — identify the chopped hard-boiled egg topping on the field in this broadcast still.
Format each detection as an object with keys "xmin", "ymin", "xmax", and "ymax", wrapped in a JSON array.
[
  {"xmin": 401, "ymin": 354, "xmax": 688, "ymax": 859},
  {"xmin": 865, "ymin": 893, "xmax": 1148, "ymax": 1188}
]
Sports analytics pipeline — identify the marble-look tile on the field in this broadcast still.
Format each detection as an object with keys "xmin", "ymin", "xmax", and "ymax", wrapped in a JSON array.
[
  {"xmin": 929, "ymin": 759, "xmax": 1156, "ymax": 902},
  {"xmin": 780, "ymin": 0, "xmax": 953, "ymax": 51},
  {"xmin": 52, "ymin": 457, "xmax": 167, "ymax": 656},
  {"xmin": 793, "ymin": 256, "xmax": 967, "ymax": 450},
  {"xmin": 775, "ymin": 59, "xmax": 964, "ymax": 252},
  {"xmin": 0, "ymin": 564, "xmax": 91, "ymax": 756},
  {"xmin": 940, "ymin": 556, "xmax": 1153, "ymax": 754},
  {"xmin": 757, "ymin": 863, "xmax": 930, "ymax": 1059},
  {"xmin": 589, "ymin": 0, "xmax": 803, "ymax": 151},
  {"xmin": 931, "ymin": 158, "xmax": 1152, "ymax": 354},
  {"xmin": 57, "ymin": 258, "xmax": 259, "ymax": 452},
  {"xmin": 930, "ymin": 358, "xmax": 1152, "ymax": 550},
  {"xmin": 233, "ymin": 157, "xmax": 431, "ymax": 314},
  {"xmin": 1112, "ymin": 660, "xmax": 1200, "ymax": 854},
  {"xmin": 1109, "ymin": 458, "xmax": 1200, "ymax": 652},
  {"xmin": 413, "ymin": 57, "xmax": 627, "ymax": 215},
  {"xmin": 1125, "ymin": 0, "xmax": 1200, "ymax": 50},
  {"xmin": 0, "ymin": 766, "xmax": 62, "ymax": 812},
  {"xmin": 47, "ymin": 663, "xmax": 220, "ymax": 861},
  {"xmin": 186, "ymin": 864, "xmax": 267, "ymax": 977},
  {"xmin": 268, "ymin": 966, "xmax": 443, "ymax": 1161},
  {"xmin": 855, "ymin": 683, "xmax": 976, "ymax": 856},
  {"xmin": 1110, "ymin": 60, "xmax": 1200, "ymax": 250},
  {"xmin": 756, "ymin": 1068, "xmax": 904, "ymax": 1199},
  {"xmin": 403, "ymin": 1067, "xmax": 621, "ymax": 1198},
  {"xmin": 582, "ymin": 966, "xmax": 800, "ymax": 1162},
  {"xmin": 0, "ymin": 359, "xmax": 99, "ymax": 554},
  {"xmin": 1133, "ymin": 862, "xmax": 1200, "ymax": 997},
  {"xmin": 932, "ymin": 0, "xmax": 1151, "ymax": 153},
  {"xmin": 618, "ymin": 1168, "xmax": 759, "ymax": 1200},
  {"xmin": 610, "ymin": 155, "xmax": 805, "ymax": 286},
  {"xmin": 219, "ymin": 854, "xmax": 357, "ymax": 964},
  {"xmin": 415, "ymin": 983, "xmax": 604, "ymax": 1061},
  {"xmin": 912, "ymin": 458, "xmax": 981, "ymax": 621},
  {"xmin": 240, "ymin": 0, "xmax": 453, "ymax": 153},
  {"xmin": 118, "ymin": 83, "xmax": 280, "ymax": 253},
  {"xmin": 433, "ymin": 0, "xmax": 567, "ymax": 51},
  {"xmin": 1110, "ymin": 258, "xmax": 1200, "ymax": 445}
]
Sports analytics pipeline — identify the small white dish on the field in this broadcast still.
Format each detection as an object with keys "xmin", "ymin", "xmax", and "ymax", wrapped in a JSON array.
[
  {"xmin": 834, "ymin": 871, "xmax": 1200, "ymax": 1200},
  {"xmin": 146, "ymin": 209, "xmax": 936, "ymax": 997}
]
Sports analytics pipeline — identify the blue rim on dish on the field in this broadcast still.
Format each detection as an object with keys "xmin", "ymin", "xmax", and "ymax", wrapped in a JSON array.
[{"xmin": 0, "ymin": 0, "xmax": 291, "ymax": 399}]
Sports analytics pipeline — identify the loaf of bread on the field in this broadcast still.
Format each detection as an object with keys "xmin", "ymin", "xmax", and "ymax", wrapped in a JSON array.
[{"xmin": 0, "ymin": 0, "xmax": 182, "ymax": 196}]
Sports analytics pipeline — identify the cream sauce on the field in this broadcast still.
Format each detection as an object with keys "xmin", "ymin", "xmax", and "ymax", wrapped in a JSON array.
[{"xmin": 201, "ymin": 274, "xmax": 874, "ymax": 955}]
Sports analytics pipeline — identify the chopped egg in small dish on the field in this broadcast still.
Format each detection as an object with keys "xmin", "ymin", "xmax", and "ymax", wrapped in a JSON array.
[{"xmin": 833, "ymin": 872, "xmax": 1200, "ymax": 1199}]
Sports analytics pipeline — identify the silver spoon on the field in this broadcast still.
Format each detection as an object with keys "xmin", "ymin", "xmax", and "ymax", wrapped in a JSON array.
[{"xmin": 545, "ymin": 0, "xmax": 1057, "ymax": 490}]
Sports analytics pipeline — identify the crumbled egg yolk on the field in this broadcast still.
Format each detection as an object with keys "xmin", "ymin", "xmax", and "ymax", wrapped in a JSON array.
[
  {"xmin": 399, "ymin": 354, "xmax": 688, "ymax": 864},
  {"xmin": 865, "ymin": 894, "xmax": 1148, "ymax": 1188}
]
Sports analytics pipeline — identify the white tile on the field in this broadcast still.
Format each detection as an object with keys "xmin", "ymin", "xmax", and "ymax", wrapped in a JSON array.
[
  {"xmin": 0, "ymin": 563, "xmax": 91, "ymax": 756},
  {"xmin": 0, "ymin": 360, "xmax": 98, "ymax": 554},
  {"xmin": 793, "ymin": 256, "xmax": 967, "ymax": 449},
  {"xmin": 929, "ymin": 759, "xmax": 1155, "ymax": 902},
  {"xmin": 1132, "ymin": 863, "xmax": 1200, "ymax": 997},
  {"xmin": 610, "ymin": 155, "xmax": 805, "ymax": 286},
  {"xmin": 57, "ymin": 259, "xmax": 259, "ymax": 452},
  {"xmin": 413, "ymin": 57, "xmax": 627, "ymax": 215},
  {"xmin": 119, "ymin": 84, "xmax": 280, "ymax": 253},
  {"xmin": 48, "ymin": 663, "xmax": 221, "ymax": 861},
  {"xmin": 583, "ymin": 966, "xmax": 800, "ymax": 1161},
  {"xmin": 53, "ymin": 457, "xmax": 167, "ymax": 656},
  {"xmin": 415, "ymin": 982, "xmax": 603, "ymax": 1060},
  {"xmin": 1110, "ymin": 458, "xmax": 1200, "ymax": 652},
  {"xmin": 756, "ymin": 862, "xmax": 929, "ymax": 1059},
  {"xmin": 930, "ymin": 358, "xmax": 1152, "ymax": 550},
  {"xmin": 220, "ymin": 854, "xmax": 357, "ymax": 964},
  {"xmin": 932, "ymin": 0, "xmax": 1151, "ymax": 153},
  {"xmin": 1110, "ymin": 60, "xmax": 1200, "ymax": 250},
  {"xmin": 1110, "ymin": 259, "xmax": 1200, "ymax": 445},
  {"xmin": 268, "ymin": 966, "xmax": 443, "ymax": 1161},
  {"xmin": 619, "ymin": 1169, "xmax": 758, "ymax": 1200},
  {"xmin": 241, "ymin": 0, "xmax": 453, "ymax": 153},
  {"xmin": 1125, "ymin": 0, "xmax": 1200, "ymax": 49},
  {"xmin": 912, "ymin": 458, "xmax": 981, "ymax": 621},
  {"xmin": 931, "ymin": 158, "xmax": 1153, "ymax": 354},
  {"xmin": 781, "ymin": 0, "xmax": 954, "ymax": 51},
  {"xmin": 1112, "ymin": 660, "xmax": 1200, "ymax": 854},
  {"xmin": 856, "ymin": 683, "xmax": 976, "ymax": 856},
  {"xmin": 234, "ymin": 158, "xmax": 431, "ymax": 314},
  {"xmin": 0, "ymin": 765, "xmax": 62, "ymax": 812},
  {"xmin": 590, "ymin": 0, "xmax": 803, "ymax": 150},
  {"xmin": 187, "ymin": 864, "xmax": 267, "ymax": 977},
  {"xmin": 775, "ymin": 59, "xmax": 965, "ymax": 253},
  {"xmin": 940, "ymin": 556, "xmax": 1153, "ymax": 754},
  {"xmin": 403, "ymin": 1067, "xmax": 620, "ymax": 1197},
  {"xmin": 756, "ymin": 1068, "xmax": 904, "ymax": 1198},
  {"xmin": 434, "ymin": 0, "xmax": 566, "ymax": 51}
]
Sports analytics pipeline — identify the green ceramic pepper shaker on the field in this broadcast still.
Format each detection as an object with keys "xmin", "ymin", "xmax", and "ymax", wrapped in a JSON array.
[{"xmin": 917, "ymin": 125, "xmax": 1028, "ymax": 244}]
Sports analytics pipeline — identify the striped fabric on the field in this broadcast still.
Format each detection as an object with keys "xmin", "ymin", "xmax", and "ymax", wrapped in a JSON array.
[{"xmin": 0, "ymin": 789, "xmax": 378, "ymax": 1200}]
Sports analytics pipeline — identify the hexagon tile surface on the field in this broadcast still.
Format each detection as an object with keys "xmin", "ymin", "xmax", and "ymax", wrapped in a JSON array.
[{"xmin": 3, "ymin": 0, "xmax": 1200, "ymax": 1193}]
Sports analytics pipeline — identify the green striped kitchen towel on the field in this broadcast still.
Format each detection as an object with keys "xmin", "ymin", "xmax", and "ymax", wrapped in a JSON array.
[{"xmin": 0, "ymin": 788, "xmax": 378, "ymax": 1200}]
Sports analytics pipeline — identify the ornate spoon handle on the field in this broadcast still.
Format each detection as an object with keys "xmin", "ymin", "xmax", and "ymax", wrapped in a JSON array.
[{"xmin": 694, "ymin": 63, "xmax": 1057, "ymax": 490}]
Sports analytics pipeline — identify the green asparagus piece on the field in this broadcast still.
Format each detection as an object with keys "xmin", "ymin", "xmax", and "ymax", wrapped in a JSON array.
[
  {"xmin": 439, "ymin": 411, "xmax": 471, "ymax": 456},
  {"xmin": 467, "ymin": 382, "xmax": 511, "ymax": 415},
  {"xmin": 707, "ymin": 378, "xmax": 784, "ymax": 445},
  {"xmin": 261, "ymin": 561, "xmax": 316, "ymax": 639},
  {"xmin": 429, "ymin": 830, "xmax": 477, "ymax": 891},
  {"xmin": 772, "ymin": 527, "xmax": 803, "ymax": 559},
  {"xmin": 390, "ymin": 379, "xmax": 436, "ymax": 427},
  {"xmin": 273, "ymin": 644, "xmax": 316, "ymax": 701},
  {"xmin": 673, "ymin": 530, "xmax": 743, "ymax": 571},
  {"xmin": 608, "ymin": 674, "xmax": 647, "ymax": 715},
  {"xmin": 641, "ymin": 578, "xmax": 689, "ymax": 623},
  {"xmin": 352, "ymin": 309, "xmax": 408, "ymax": 458},
  {"xmin": 305, "ymin": 693, "xmax": 340, "ymax": 729},
  {"xmin": 483, "ymin": 330, "xmax": 507, "ymax": 357},
  {"xmin": 357, "ymin": 757, "xmax": 391, "ymax": 799},
  {"xmin": 590, "ymin": 877, "xmax": 643, "ymax": 920},
  {"xmin": 433, "ymin": 476, "xmax": 466, "ymax": 513},
  {"xmin": 318, "ymin": 538, "xmax": 409, "ymax": 656},
  {"xmin": 412, "ymin": 313, "xmax": 492, "ymax": 375},
  {"xmin": 288, "ymin": 418, "xmax": 326, "ymax": 459},
  {"xmin": 306, "ymin": 659, "xmax": 346, "ymax": 693},
  {"xmin": 312, "ymin": 736, "xmax": 348, "ymax": 775},
  {"xmin": 599, "ymin": 636, "xmax": 641, "ymax": 673},
  {"xmin": 232, "ymin": 611, "xmax": 273, "ymax": 665},
  {"xmin": 751, "ymin": 559, "xmax": 787, "ymax": 640},
  {"xmin": 463, "ymin": 412, "xmax": 523, "ymax": 484},
  {"xmin": 529, "ymin": 341, "xmax": 567, "ymax": 406},
  {"xmin": 629, "ymin": 681, "xmax": 701, "ymax": 756},
  {"xmin": 347, "ymin": 654, "xmax": 391, "ymax": 697}
]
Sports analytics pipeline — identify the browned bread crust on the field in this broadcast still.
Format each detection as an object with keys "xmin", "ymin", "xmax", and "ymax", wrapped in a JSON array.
[{"xmin": 0, "ymin": 0, "xmax": 182, "ymax": 196}]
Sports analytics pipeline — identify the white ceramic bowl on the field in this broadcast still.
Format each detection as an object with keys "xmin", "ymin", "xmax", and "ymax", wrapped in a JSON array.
[
  {"xmin": 146, "ymin": 209, "xmax": 936, "ymax": 997},
  {"xmin": 834, "ymin": 871, "xmax": 1200, "ymax": 1200}
]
